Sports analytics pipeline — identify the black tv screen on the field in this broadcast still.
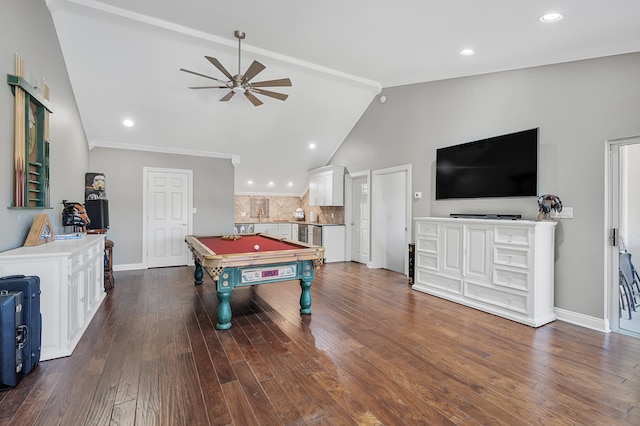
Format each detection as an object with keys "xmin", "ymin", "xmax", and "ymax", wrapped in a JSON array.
[{"xmin": 436, "ymin": 128, "xmax": 538, "ymax": 200}]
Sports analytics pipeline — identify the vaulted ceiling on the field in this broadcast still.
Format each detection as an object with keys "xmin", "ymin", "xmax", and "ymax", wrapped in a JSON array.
[{"xmin": 46, "ymin": 0, "xmax": 640, "ymax": 196}]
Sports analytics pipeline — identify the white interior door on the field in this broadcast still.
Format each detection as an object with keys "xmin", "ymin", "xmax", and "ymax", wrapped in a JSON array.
[
  {"xmin": 372, "ymin": 165, "xmax": 412, "ymax": 274},
  {"xmin": 145, "ymin": 168, "xmax": 192, "ymax": 268},
  {"xmin": 348, "ymin": 173, "xmax": 370, "ymax": 264}
]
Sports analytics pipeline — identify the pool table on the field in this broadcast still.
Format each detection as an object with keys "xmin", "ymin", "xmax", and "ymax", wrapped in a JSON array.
[{"xmin": 185, "ymin": 233, "xmax": 325, "ymax": 330}]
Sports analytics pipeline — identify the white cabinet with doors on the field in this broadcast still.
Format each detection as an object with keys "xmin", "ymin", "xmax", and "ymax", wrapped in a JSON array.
[
  {"xmin": 254, "ymin": 222, "xmax": 292, "ymax": 239},
  {"xmin": 0, "ymin": 235, "xmax": 106, "ymax": 360},
  {"xmin": 413, "ymin": 217, "xmax": 556, "ymax": 327},
  {"xmin": 322, "ymin": 225, "xmax": 346, "ymax": 263},
  {"xmin": 254, "ymin": 223, "xmax": 278, "ymax": 236},
  {"xmin": 308, "ymin": 166, "xmax": 345, "ymax": 206}
]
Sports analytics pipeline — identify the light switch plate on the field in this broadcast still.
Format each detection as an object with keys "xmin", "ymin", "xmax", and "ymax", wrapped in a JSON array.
[{"xmin": 551, "ymin": 207, "xmax": 573, "ymax": 219}]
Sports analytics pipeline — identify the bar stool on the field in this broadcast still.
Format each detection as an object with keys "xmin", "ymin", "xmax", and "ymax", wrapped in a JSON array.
[{"xmin": 105, "ymin": 239, "xmax": 114, "ymax": 292}]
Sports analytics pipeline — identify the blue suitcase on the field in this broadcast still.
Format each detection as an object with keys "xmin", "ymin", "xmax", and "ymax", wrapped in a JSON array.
[
  {"xmin": 0, "ymin": 275, "xmax": 41, "ymax": 376},
  {"xmin": 0, "ymin": 290, "xmax": 24, "ymax": 389}
]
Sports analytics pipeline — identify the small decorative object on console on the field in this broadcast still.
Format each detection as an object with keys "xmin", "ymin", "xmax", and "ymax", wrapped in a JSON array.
[
  {"xmin": 537, "ymin": 194, "xmax": 562, "ymax": 221},
  {"xmin": 294, "ymin": 208, "xmax": 305, "ymax": 221}
]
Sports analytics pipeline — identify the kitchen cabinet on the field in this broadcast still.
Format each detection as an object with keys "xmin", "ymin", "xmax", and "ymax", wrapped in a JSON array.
[
  {"xmin": 0, "ymin": 235, "xmax": 106, "ymax": 360},
  {"xmin": 413, "ymin": 217, "xmax": 556, "ymax": 327},
  {"xmin": 308, "ymin": 166, "xmax": 345, "ymax": 206},
  {"xmin": 321, "ymin": 225, "xmax": 346, "ymax": 263},
  {"xmin": 254, "ymin": 223, "xmax": 291, "ymax": 239}
]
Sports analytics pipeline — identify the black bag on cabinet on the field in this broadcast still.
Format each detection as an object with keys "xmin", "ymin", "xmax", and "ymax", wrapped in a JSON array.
[
  {"xmin": 0, "ymin": 290, "xmax": 24, "ymax": 389},
  {"xmin": 0, "ymin": 275, "xmax": 42, "ymax": 378},
  {"xmin": 85, "ymin": 199, "xmax": 109, "ymax": 230}
]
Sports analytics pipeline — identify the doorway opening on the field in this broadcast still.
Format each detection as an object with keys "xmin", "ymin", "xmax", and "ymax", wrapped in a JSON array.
[
  {"xmin": 371, "ymin": 164, "xmax": 412, "ymax": 275},
  {"xmin": 607, "ymin": 136, "xmax": 640, "ymax": 337}
]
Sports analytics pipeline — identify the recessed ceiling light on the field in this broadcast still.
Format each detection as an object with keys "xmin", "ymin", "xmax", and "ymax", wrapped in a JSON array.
[
  {"xmin": 247, "ymin": 180, "xmax": 253, "ymax": 185},
  {"xmin": 268, "ymin": 181, "xmax": 274, "ymax": 186},
  {"xmin": 459, "ymin": 48, "xmax": 475, "ymax": 56},
  {"xmin": 122, "ymin": 119, "xmax": 134, "ymax": 127},
  {"xmin": 309, "ymin": 143, "xmax": 316, "ymax": 149},
  {"xmin": 288, "ymin": 182, "xmax": 293, "ymax": 187},
  {"xmin": 539, "ymin": 13, "xmax": 563, "ymax": 23}
]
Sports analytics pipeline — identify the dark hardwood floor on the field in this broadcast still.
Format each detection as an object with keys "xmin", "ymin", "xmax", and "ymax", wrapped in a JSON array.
[{"xmin": 1, "ymin": 262, "xmax": 639, "ymax": 425}]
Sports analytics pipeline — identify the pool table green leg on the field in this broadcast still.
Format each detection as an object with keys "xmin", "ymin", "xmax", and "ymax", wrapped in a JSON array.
[
  {"xmin": 193, "ymin": 261, "xmax": 203, "ymax": 285},
  {"xmin": 216, "ymin": 291, "xmax": 232, "ymax": 330},
  {"xmin": 299, "ymin": 279, "xmax": 312, "ymax": 315}
]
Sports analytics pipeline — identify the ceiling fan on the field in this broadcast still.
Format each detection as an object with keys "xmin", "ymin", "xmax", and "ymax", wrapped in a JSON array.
[{"xmin": 180, "ymin": 30, "xmax": 292, "ymax": 106}]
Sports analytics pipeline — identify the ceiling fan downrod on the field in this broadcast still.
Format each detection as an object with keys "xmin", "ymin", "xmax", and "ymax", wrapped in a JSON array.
[{"xmin": 234, "ymin": 30, "xmax": 245, "ymax": 79}]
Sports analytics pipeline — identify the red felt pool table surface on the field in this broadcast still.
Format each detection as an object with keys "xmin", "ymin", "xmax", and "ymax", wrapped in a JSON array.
[{"xmin": 198, "ymin": 234, "xmax": 301, "ymax": 254}]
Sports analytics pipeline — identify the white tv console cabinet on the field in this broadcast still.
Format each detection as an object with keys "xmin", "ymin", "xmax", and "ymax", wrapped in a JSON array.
[
  {"xmin": 413, "ymin": 217, "xmax": 557, "ymax": 327},
  {"xmin": 0, "ymin": 235, "xmax": 106, "ymax": 360}
]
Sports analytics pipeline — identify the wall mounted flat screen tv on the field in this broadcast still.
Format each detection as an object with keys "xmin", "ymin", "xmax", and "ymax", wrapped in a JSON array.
[{"xmin": 436, "ymin": 128, "xmax": 538, "ymax": 200}]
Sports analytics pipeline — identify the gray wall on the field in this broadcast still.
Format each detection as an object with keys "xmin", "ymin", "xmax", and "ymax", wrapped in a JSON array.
[
  {"xmin": 1, "ymin": 0, "xmax": 89, "ymax": 252},
  {"xmin": 88, "ymin": 148, "xmax": 235, "ymax": 265},
  {"xmin": 331, "ymin": 53, "xmax": 640, "ymax": 319}
]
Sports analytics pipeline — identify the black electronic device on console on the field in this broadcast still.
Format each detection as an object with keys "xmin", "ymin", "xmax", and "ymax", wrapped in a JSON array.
[{"xmin": 450, "ymin": 213, "xmax": 522, "ymax": 220}]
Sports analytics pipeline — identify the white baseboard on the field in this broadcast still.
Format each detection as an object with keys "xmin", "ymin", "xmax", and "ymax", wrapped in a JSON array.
[
  {"xmin": 554, "ymin": 308, "xmax": 610, "ymax": 333},
  {"xmin": 113, "ymin": 263, "xmax": 145, "ymax": 272}
]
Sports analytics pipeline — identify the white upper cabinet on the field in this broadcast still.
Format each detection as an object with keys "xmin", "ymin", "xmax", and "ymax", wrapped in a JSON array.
[{"xmin": 308, "ymin": 166, "xmax": 345, "ymax": 206}]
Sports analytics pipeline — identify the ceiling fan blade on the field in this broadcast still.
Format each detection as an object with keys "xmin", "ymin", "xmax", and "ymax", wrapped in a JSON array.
[
  {"xmin": 244, "ymin": 91, "xmax": 263, "ymax": 106},
  {"xmin": 188, "ymin": 86, "xmax": 228, "ymax": 89},
  {"xmin": 251, "ymin": 78, "xmax": 292, "ymax": 88},
  {"xmin": 220, "ymin": 91, "xmax": 235, "ymax": 102},
  {"xmin": 205, "ymin": 56, "xmax": 234, "ymax": 80},
  {"xmin": 242, "ymin": 60, "xmax": 266, "ymax": 83},
  {"xmin": 252, "ymin": 88, "xmax": 288, "ymax": 101},
  {"xmin": 180, "ymin": 68, "xmax": 226, "ymax": 83}
]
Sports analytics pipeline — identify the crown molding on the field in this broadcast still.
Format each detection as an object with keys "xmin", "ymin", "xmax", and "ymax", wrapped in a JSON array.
[{"xmin": 89, "ymin": 139, "xmax": 239, "ymax": 163}]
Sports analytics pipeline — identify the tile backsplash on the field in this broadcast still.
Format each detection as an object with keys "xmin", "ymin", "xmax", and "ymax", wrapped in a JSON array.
[{"xmin": 234, "ymin": 193, "xmax": 344, "ymax": 224}]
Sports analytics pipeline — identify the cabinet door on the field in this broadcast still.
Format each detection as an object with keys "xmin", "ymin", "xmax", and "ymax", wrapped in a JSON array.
[
  {"xmin": 440, "ymin": 224, "xmax": 463, "ymax": 275},
  {"xmin": 321, "ymin": 171, "xmax": 332, "ymax": 205},
  {"xmin": 67, "ymin": 268, "xmax": 85, "ymax": 344},
  {"xmin": 464, "ymin": 225, "xmax": 492, "ymax": 281},
  {"xmin": 278, "ymin": 223, "xmax": 292, "ymax": 239},
  {"xmin": 308, "ymin": 173, "xmax": 319, "ymax": 206}
]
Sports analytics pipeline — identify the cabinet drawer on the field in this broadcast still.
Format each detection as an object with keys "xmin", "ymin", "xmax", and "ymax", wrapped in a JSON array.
[
  {"xmin": 494, "ymin": 226, "xmax": 530, "ymax": 246},
  {"xmin": 493, "ymin": 267, "xmax": 529, "ymax": 291},
  {"xmin": 465, "ymin": 281, "xmax": 528, "ymax": 315},
  {"xmin": 416, "ymin": 253, "xmax": 438, "ymax": 271},
  {"xmin": 416, "ymin": 271, "xmax": 462, "ymax": 295},
  {"xmin": 416, "ymin": 236, "xmax": 438, "ymax": 253},
  {"xmin": 415, "ymin": 221, "xmax": 438, "ymax": 237},
  {"xmin": 494, "ymin": 246, "xmax": 530, "ymax": 269}
]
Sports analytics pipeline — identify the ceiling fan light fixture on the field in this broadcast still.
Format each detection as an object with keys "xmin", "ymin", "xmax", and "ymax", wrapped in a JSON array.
[{"xmin": 232, "ymin": 86, "xmax": 246, "ymax": 94}]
